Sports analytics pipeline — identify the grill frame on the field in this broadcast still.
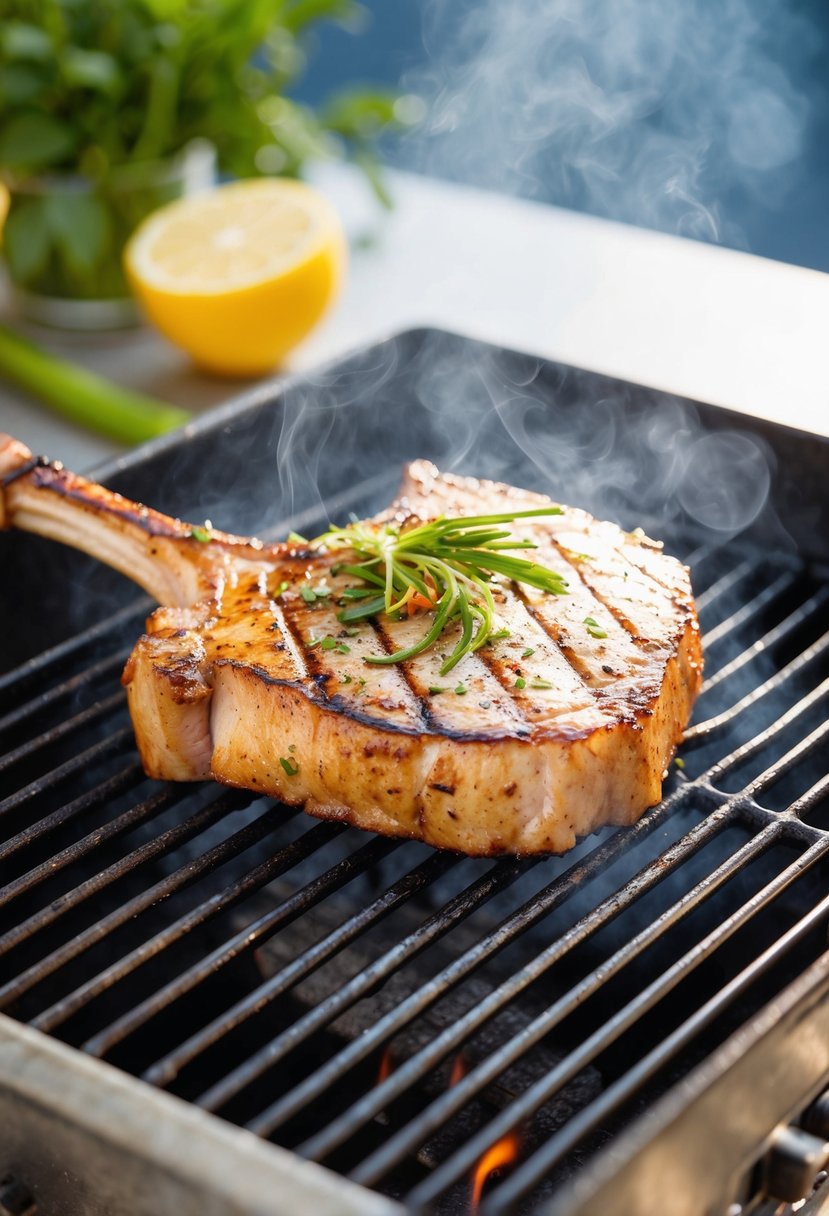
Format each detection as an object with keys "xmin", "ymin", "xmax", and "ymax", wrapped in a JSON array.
[{"xmin": 1, "ymin": 326, "xmax": 828, "ymax": 1216}]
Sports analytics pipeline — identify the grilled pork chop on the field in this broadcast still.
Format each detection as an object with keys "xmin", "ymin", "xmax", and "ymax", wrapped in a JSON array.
[{"xmin": 0, "ymin": 434, "xmax": 702, "ymax": 855}]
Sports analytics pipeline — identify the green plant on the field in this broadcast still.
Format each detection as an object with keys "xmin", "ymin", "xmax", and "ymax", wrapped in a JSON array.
[{"xmin": 0, "ymin": 0, "xmax": 409, "ymax": 299}]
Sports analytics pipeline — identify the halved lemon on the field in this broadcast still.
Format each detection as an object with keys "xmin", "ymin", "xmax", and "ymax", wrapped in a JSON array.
[{"xmin": 125, "ymin": 178, "xmax": 346, "ymax": 376}]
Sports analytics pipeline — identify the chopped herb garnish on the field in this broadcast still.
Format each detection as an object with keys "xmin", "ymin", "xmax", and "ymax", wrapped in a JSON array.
[
  {"xmin": 320, "ymin": 636, "xmax": 337, "ymax": 650},
  {"xmin": 521, "ymin": 647, "xmax": 535, "ymax": 659},
  {"xmin": 428, "ymin": 685, "xmax": 450, "ymax": 695},
  {"xmin": 341, "ymin": 673, "xmax": 353, "ymax": 684},
  {"xmin": 343, "ymin": 627, "xmax": 361, "ymax": 637},
  {"xmin": 278, "ymin": 581, "xmax": 289, "ymax": 595},
  {"xmin": 356, "ymin": 677, "xmax": 367, "ymax": 693},
  {"xmin": 309, "ymin": 509, "xmax": 567, "ymax": 674},
  {"xmin": 584, "ymin": 616, "xmax": 608, "ymax": 639},
  {"xmin": 514, "ymin": 676, "xmax": 526, "ymax": 690},
  {"xmin": 287, "ymin": 531, "xmax": 307, "ymax": 544},
  {"xmin": 300, "ymin": 585, "xmax": 317, "ymax": 604},
  {"xmin": 190, "ymin": 525, "xmax": 211, "ymax": 543},
  {"xmin": 454, "ymin": 683, "xmax": 467, "ymax": 695},
  {"xmin": 530, "ymin": 677, "xmax": 554, "ymax": 690},
  {"xmin": 490, "ymin": 627, "xmax": 511, "ymax": 640},
  {"xmin": 674, "ymin": 756, "xmax": 686, "ymax": 770},
  {"xmin": 279, "ymin": 756, "xmax": 299, "ymax": 776}
]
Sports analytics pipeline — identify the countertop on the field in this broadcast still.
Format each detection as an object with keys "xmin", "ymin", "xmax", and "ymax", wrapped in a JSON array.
[{"xmin": 1, "ymin": 162, "xmax": 828, "ymax": 474}]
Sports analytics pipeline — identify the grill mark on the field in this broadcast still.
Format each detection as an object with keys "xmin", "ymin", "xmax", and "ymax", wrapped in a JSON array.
[
  {"xmin": 563, "ymin": 561, "xmax": 674, "ymax": 650},
  {"xmin": 372, "ymin": 616, "xmax": 530, "ymax": 740},
  {"xmin": 540, "ymin": 526, "xmax": 673, "ymax": 648},
  {"xmin": 511, "ymin": 586, "xmax": 605, "ymax": 694},
  {"xmin": 370, "ymin": 616, "xmax": 435, "ymax": 731},
  {"xmin": 468, "ymin": 638, "xmax": 533, "ymax": 735},
  {"xmin": 274, "ymin": 597, "xmax": 320, "ymax": 693}
]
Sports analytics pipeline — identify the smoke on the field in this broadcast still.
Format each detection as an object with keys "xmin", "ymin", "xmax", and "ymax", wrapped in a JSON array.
[
  {"xmin": 398, "ymin": 0, "xmax": 814, "ymax": 247},
  {"xmin": 246, "ymin": 332, "xmax": 782, "ymax": 552}
]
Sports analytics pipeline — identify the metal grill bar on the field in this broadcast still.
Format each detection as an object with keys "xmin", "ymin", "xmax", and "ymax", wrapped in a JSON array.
[
  {"xmin": 0, "ymin": 600, "xmax": 147, "ymax": 695},
  {"xmin": 36, "ymin": 822, "xmax": 366, "ymax": 1035},
  {"xmin": 0, "ymin": 762, "xmax": 144, "ymax": 864},
  {"xmin": 486, "ymin": 882, "xmax": 829, "ymax": 1213},
  {"xmin": 0, "ymin": 727, "xmax": 134, "ymax": 815},
  {"xmin": 0, "ymin": 650, "xmax": 127, "ymax": 735},
  {"xmin": 0, "ymin": 789, "xmax": 256, "ymax": 1007},
  {"xmin": 192, "ymin": 859, "xmax": 525, "ymax": 1113},
  {"xmin": 0, "ymin": 691, "xmax": 127, "ymax": 777},
  {"xmin": 343, "ymin": 812, "xmax": 774, "ymax": 1187},
  {"xmin": 743, "ymin": 718, "xmax": 829, "ymax": 800},
  {"xmin": 79, "ymin": 832, "xmax": 399, "ymax": 1053},
  {"xmin": 793, "ymin": 774, "xmax": 829, "ymax": 820},
  {"xmin": 702, "ymin": 674, "xmax": 829, "ymax": 779},
  {"xmin": 687, "ymin": 651, "xmax": 829, "ymax": 746},
  {"xmin": 406, "ymin": 835, "xmax": 829, "ymax": 1209},
  {"xmin": 700, "ymin": 568, "xmax": 796, "ymax": 651},
  {"xmin": 264, "ymin": 795, "xmax": 728, "ymax": 1149},
  {"xmin": 141, "ymin": 849, "xmax": 462, "ymax": 1090},
  {"xmin": 693, "ymin": 559, "xmax": 754, "ymax": 614},
  {"xmin": 0, "ymin": 786, "xmax": 183, "ymax": 912},
  {"xmin": 697, "ymin": 587, "xmax": 829, "ymax": 696}
]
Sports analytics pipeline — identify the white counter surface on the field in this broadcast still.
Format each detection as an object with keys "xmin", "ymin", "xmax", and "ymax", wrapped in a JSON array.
[{"xmin": 1, "ymin": 163, "xmax": 827, "ymax": 473}]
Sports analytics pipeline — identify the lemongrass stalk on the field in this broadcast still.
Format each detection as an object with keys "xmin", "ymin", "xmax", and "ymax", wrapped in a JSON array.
[{"xmin": 0, "ymin": 324, "xmax": 190, "ymax": 445}]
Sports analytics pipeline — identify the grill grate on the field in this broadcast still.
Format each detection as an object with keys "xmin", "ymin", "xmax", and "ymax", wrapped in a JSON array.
[{"xmin": 1, "ymin": 329, "xmax": 828, "ymax": 1215}]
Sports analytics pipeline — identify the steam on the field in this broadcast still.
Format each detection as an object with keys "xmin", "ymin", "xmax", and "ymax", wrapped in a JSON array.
[
  {"xmin": 398, "ymin": 0, "xmax": 813, "ymax": 247},
  {"xmin": 256, "ymin": 333, "xmax": 782, "ymax": 550}
]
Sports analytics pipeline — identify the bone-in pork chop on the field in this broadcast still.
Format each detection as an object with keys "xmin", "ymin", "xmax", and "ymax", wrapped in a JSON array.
[{"xmin": 0, "ymin": 435, "xmax": 702, "ymax": 855}]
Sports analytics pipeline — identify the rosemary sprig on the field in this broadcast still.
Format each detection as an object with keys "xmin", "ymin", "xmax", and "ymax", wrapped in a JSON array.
[{"xmin": 310, "ymin": 510, "xmax": 568, "ymax": 674}]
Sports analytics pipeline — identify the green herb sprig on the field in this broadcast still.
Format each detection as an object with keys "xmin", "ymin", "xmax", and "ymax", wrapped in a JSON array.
[{"xmin": 311, "ymin": 511, "xmax": 568, "ymax": 675}]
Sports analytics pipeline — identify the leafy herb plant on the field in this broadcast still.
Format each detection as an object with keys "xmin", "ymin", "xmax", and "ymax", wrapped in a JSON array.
[
  {"xmin": 312, "ymin": 512, "xmax": 569, "ymax": 674},
  {"xmin": 0, "ymin": 0, "xmax": 408, "ymax": 301}
]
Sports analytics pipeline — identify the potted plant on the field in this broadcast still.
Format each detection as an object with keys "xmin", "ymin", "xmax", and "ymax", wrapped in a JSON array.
[{"xmin": 0, "ymin": 0, "xmax": 406, "ymax": 328}]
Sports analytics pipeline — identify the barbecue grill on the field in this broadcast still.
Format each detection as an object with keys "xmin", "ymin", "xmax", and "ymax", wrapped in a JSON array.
[{"xmin": 1, "ymin": 327, "xmax": 828, "ymax": 1216}]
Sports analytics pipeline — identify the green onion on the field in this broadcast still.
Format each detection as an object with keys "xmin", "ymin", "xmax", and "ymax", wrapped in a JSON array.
[
  {"xmin": 190, "ymin": 525, "xmax": 211, "ymax": 543},
  {"xmin": 454, "ymin": 683, "xmax": 467, "ymax": 695},
  {"xmin": 530, "ymin": 677, "xmax": 554, "ymax": 690},
  {"xmin": 514, "ymin": 676, "xmax": 526, "ymax": 690},
  {"xmin": 310, "ymin": 509, "xmax": 568, "ymax": 675},
  {"xmin": 0, "ymin": 323, "xmax": 189, "ymax": 445},
  {"xmin": 584, "ymin": 616, "xmax": 608, "ymax": 639},
  {"xmin": 300, "ymin": 585, "xmax": 317, "ymax": 604},
  {"xmin": 428, "ymin": 685, "xmax": 449, "ymax": 694},
  {"xmin": 521, "ymin": 647, "xmax": 535, "ymax": 658},
  {"xmin": 279, "ymin": 756, "xmax": 299, "ymax": 776}
]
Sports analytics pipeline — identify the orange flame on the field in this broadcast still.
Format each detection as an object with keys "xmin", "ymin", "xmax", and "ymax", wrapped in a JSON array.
[
  {"xmin": 376, "ymin": 1047, "xmax": 394, "ymax": 1085},
  {"xmin": 449, "ymin": 1052, "xmax": 467, "ymax": 1088},
  {"xmin": 470, "ymin": 1130, "xmax": 521, "ymax": 1213}
]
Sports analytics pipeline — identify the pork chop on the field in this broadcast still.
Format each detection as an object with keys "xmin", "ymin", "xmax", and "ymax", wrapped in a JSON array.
[{"xmin": 0, "ymin": 434, "xmax": 702, "ymax": 855}]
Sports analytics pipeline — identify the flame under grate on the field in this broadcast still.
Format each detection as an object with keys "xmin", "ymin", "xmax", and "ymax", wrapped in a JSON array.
[{"xmin": 1, "ymin": 330, "xmax": 828, "ymax": 1215}]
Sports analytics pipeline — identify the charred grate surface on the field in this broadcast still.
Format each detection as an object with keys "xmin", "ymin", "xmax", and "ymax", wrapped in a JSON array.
[{"xmin": 1, "ymin": 330, "xmax": 828, "ymax": 1215}]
